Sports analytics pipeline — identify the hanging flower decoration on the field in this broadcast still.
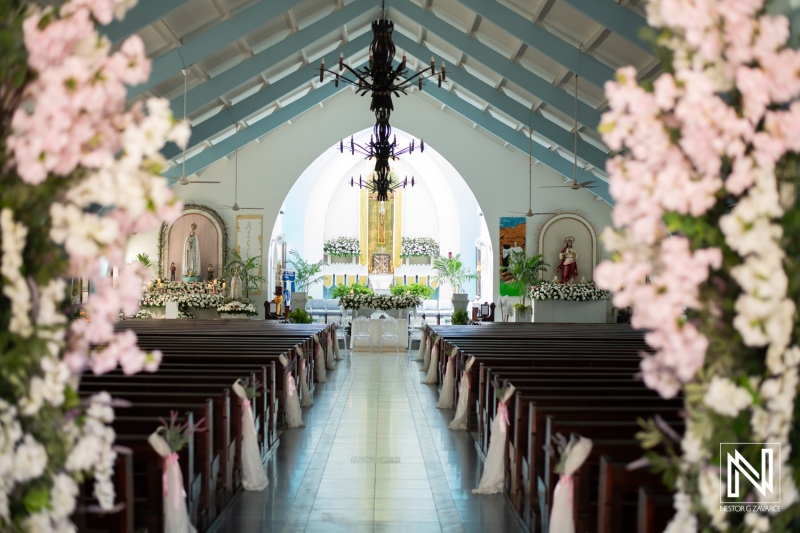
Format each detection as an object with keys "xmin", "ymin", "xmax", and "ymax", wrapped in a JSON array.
[
  {"xmin": 323, "ymin": 236, "xmax": 361, "ymax": 256},
  {"xmin": 400, "ymin": 237, "xmax": 439, "ymax": 257},
  {"xmin": 530, "ymin": 281, "xmax": 610, "ymax": 302},
  {"xmin": 594, "ymin": 1, "xmax": 800, "ymax": 530},
  {"xmin": 339, "ymin": 293, "xmax": 421, "ymax": 311},
  {"xmin": 0, "ymin": 0, "xmax": 187, "ymax": 528}
]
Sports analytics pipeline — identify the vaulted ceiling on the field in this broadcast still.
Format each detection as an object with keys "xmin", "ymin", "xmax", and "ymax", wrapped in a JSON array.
[{"xmin": 113, "ymin": 0, "xmax": 661, "ymax": 204}]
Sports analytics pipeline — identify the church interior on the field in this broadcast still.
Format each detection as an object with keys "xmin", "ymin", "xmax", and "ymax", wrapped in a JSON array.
[{"xmin": 1, "ymin": 0, "xmax": 799, "ymax": 532}]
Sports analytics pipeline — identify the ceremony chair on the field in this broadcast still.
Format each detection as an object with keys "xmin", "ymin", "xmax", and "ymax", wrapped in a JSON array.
[
  {"xmin": 379, "ymin": 316, "xmax": 400, "ymax": 353},
  {"xmin": 351, "ymin": 316, "xmax": 372, "ymax": 351}
]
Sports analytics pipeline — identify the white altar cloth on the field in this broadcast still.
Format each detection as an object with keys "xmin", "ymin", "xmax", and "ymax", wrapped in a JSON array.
[
  {"xmin": 350, "ymin": 316, "xmax": 409, "ymax": 351},
  {"xmin": 531, "ymin": 300, "xmax": 607, "ymax": 323}
]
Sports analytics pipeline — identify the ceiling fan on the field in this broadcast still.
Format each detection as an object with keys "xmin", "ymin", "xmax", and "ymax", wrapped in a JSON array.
[
  {"xmin": 222, "ymin": 124, "xmax": 263, "ymax": 211},
  {"xmin": 509, "ymin": 128, "xmax": 557, "ymax": 218},
  {"xmin": 540, "ymin": 74, "xmax": 596, "ymax": 191},
  {"xmin": 175, "ymin": 68, "xmax": 220, "ymax": 186}
]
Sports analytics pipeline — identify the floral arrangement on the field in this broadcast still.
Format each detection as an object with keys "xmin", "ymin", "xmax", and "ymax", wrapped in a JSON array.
[
  {"xmin": 339, "ymin": 293, "xmax": 422, "ymax": 311},
  {"xmin": 594, "ymin": 1, "xmax": 800, "ymax": 530},
  {"xmin": 217, "ymin": 300, "xmax": 258, "ymax": 317},
  {"xmin": 140, "ymin": 281, "xmax": 226, "ymax": 309},
  {"xmin": 0, "ymin": 0, "xmax": 187, "ymax": 528},
  {"xmin": 157, "ymin": 410, "xmax": 206, "ymax": 453},
  {"xmin": 401, "ymin": 236, "xmax": 439, "ymax": 257},
  {"xmin": 530, "ymin": 281, "xmax": 610, "ymax": 302},
  {"xmin": 323, "ymin": 236, "xmax": 361, "ymax": 256}
]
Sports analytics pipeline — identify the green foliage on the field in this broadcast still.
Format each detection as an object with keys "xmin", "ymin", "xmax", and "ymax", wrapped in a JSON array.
[
  {"xmin": 451, "ymin": 308, "xmax": 469, "ymax": 325},
  {"xmin": 500, "ymin": 251, "xmax": 548, "ymax": 308},
  {"xmin": 225, "ymin": 247, "xmax": 266, "ymax": 298},
  {"xmin": 332, "ymin": 282, "xmax": 372, "ymax": 298},
  {"xmin": 432, "ymin": 254, "xmax": 477, "ymax": 293},
  {"xmin": 158, "ymin": 411, "xmax": 207, "ymax": 453},
  {"xmin": 287, "ymin": 308, "xmax": 313, "ymax": 324},
  {"xmin": 285, "ymin": 249, "xmax": 325, "ymax": 293},
  {"xmin": 136, "ymin": 252, "xmax": 154, "ymax": 273},
  {"xmin": 390, "ymin": 282, "xmax": 434, "ymax": 299}
]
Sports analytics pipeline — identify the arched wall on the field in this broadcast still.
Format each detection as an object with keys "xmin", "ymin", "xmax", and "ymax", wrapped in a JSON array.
[{"xmin": 125, "ymin": 89, "xmax": 613, "ymax": 314}]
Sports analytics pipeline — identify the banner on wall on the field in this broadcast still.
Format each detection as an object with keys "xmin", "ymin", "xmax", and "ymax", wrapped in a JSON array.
[
  {"xmin": 236, "ymin": 214, "xmax": 263, "ymax": 295},
  {"xmin": 282, "ymin": 269, "xmax": 296, "ymax": 307},
  {"xmin": 499, "ymin": 217, "xmax": 526, "ymax": 297}
]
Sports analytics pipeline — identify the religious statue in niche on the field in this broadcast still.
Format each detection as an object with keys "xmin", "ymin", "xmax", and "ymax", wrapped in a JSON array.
[
  {"xmin": 207, "ymin": 264, "xmax": 214, "ymax": 281},
  {"xmin": 170, "ymin": 262, "xmax": 176, "ymax": 281},
  {"xmin": 230, "ymin": 267, "xmax": 243, "ymax": 299},
  {"xmin": 183, "ymin": 223, "xmax": 201, "ymax": 278},
  {"xmin": 556, "ymin": 236, "xmax": 579, "ymax": 284}
]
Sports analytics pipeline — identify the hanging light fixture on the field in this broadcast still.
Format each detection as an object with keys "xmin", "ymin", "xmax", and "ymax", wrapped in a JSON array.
[
  {"xmin": 318, "ymin": 0, "xmax": 436, "ymax": 200},
  {"xmin": 541, "ymin": 74, "xmax": 596, "ymax": 191},
  {"xmin": 176, "ymin": 68, "xmax": 220, "ymax": 186},
  {"xmin": 319, "ymin": 0, "xmax": 445, "ymax": 126}
]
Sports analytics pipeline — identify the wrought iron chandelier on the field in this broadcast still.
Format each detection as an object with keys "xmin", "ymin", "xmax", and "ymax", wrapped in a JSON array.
[{"xmin": 319, "ymin": 0, "xmax": 442, "ymax": 200}]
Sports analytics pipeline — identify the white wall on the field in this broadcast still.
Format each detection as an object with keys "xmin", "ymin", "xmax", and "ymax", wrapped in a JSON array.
[{"xmin": 125, "ymin": 88, "xmax": 613, "ymax": 314}]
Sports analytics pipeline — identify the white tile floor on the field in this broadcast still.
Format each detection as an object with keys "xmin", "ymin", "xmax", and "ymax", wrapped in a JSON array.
[{"xmin": 215, "ymin": 350, "xmax": 524, "ymax": 533}]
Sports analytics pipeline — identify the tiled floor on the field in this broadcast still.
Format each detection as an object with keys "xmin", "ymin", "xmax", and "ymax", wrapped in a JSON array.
[{"xmin": 214, "ymin": 349, "xmax": 524, "ymax": 533}]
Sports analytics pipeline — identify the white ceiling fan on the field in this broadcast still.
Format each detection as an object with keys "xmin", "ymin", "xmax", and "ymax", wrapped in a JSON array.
[
  {"xmin": 175, "ymin": 68, "xmax": 220, "ymax": 186},
  {"xmin": 540, "ymin": 74, "xmax": 596, "ymax": 191},
  {"xmin": 509, "ymin": 128, "xmax": 557, "ymax": 218},
  {"xmin": 222, "ymin": 124, "xmax": 263, "ymax": 211}
]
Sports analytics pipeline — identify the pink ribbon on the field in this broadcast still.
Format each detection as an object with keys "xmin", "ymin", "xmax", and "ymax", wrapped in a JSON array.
[
  {"xmin": 497, "ymin": 402, "xmax": 510, "ymax": 434},
  {"xmin": 288, "ymin": 375, "xmax": 297, "ymax": 397},
  {"xmin": 162, "ymin": 452, "xmax": 183, "ymax": 510},
  {"xmin": 462, "ymin": 371, "xmax": 470, "ymax": 389},
  {"xmin": 242, "ymin": 398, "xmax": 251, "ymax": 411},
  {"xmin": 553, "ymin": 474, "xmax": 574, "ymax": 509}
]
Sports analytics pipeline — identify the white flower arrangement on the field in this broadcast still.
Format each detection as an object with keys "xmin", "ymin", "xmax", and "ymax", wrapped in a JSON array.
[
  {"xmin": 323, "ymin": 236, "xmax": 360, "ymax": 256},
  {"xmin": 140, "ymin": 281, "xmax": 226, "ymax": 310},
  {"xmin": 530, "ymin": 281, "xmax": 611, "ymax": 302},
  {"xmin": 216, "ymin": 300, "xmax": 258, "ymax": 317},
  {"xmin": 401, "ymin": 237, "xmax": 439, "ymax": 257},
  {"xmin": 339, "ymin": 293, "xmax": 422, "ymax": 311}
]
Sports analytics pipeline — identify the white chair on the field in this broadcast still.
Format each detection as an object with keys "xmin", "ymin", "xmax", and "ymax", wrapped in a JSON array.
[
  {"xmin": 408, "ymin": 315, "xmax": 424, "ymax": 349},
  {"xmin": 379, "ymin": 316, "xmax": 400, "ymax": 353},
  {"xmin": 351, "ymin": 316, "xmax": 372, "ymax": 351}
]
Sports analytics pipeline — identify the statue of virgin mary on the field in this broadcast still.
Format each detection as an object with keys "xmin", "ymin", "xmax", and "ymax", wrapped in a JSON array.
[{"xmin": 183, "ymin": 223, "xmax": 201, "ymax": 277}]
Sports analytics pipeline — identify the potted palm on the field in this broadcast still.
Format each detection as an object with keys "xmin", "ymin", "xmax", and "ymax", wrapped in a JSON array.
[
  {"xmin": 285, "ymin": 249, "xmax": 325, "ymax": 311},
  {"xmin": 432, "ymin": 254, "xmax": 477, "ymax": 314},
  {"xmin": 502, "ymin": 250, "xmax": 548, "ymax": 322}
]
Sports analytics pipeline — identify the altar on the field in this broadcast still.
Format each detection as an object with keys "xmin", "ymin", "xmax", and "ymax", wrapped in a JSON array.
[
  {"xmin": 531, "ymin": 300, "xmax": 607, "ymax": 323},
  {"xmin": 349, "ymin": 307, "xmax": 411, "ymax": 351},
  {"xmin": 368, "ymin": 273, "xmax": 393, "ymax": 294}
]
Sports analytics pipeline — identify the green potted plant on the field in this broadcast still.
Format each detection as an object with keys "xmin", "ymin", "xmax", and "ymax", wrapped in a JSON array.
[
  {"xmin": 451, "ymin": 308, "xmax": 469, "ymax": 325},
  {"xmin": 501, "ymin": 250, "xmax": 548, "ymax": 322},
  {"xmin": 225, "ymin": 247, "xmax": 267, "ymax": 300},
  {"xmin": 287, "ymin": 308, "xmax": 313, "ymax": 324},
  {"xmin": 285, "ymin": 249, "xmax": 325, "ymax": 311},
  {"xmin": 432, "ymin": 254, "xmax": 477, "ymax": 314},
  {"xmin": 332, "ymin": 282, "xmax": 373, "ymax": 299},
  {"xmin": 390, "ymin": 282, "xmax": 434, "ymax": 299}
]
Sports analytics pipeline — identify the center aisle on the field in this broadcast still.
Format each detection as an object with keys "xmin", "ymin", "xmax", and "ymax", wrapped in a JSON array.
[{"xmin": 215, "ymin": 350, "xmax": 524, "ymax": 533}]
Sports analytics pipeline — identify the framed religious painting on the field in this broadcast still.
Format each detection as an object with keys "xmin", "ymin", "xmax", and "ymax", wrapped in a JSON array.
[
  {"xmin": 236, "ymin": 214, "xmax": 263, "ymax": 296},
  {"xmin": 499, "ymin": 217, "xmax": 526, "ymax": 296}
]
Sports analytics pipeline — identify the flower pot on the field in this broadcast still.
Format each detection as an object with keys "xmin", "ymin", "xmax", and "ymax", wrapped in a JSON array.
[
  {"xmin": 451, "ymin": 293, "xmax": 470, "ymax": 314},
  {"xmin": 292, "ymin": 292, "xmax": 308, "ymax": 311},
  {"xmin": 219, "ymin": 313, "xmax": 249, "ymax": 319},
  {"xmin": 514, "ymin": 306, "xmax": 532, "ymax": 323}
]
